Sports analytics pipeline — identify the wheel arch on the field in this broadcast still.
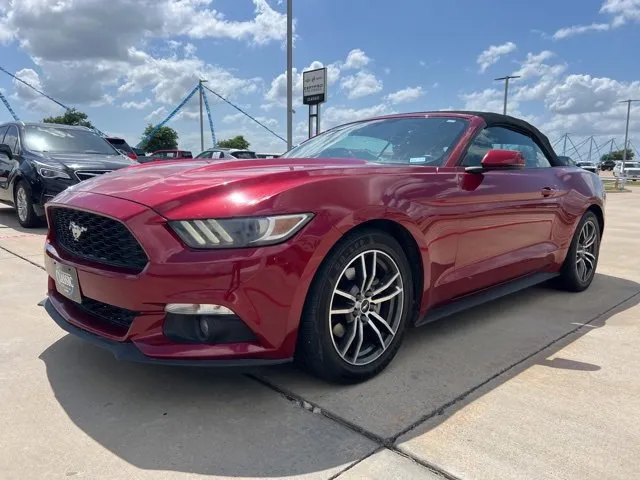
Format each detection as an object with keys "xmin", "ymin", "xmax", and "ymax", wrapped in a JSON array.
[
  {"xmin": 587, "ymin": 203, "xmax": 604, "ymax": 234},
  {"xmin": 294, "ymin": 216, "xmax": 425, "ymax": 334}
]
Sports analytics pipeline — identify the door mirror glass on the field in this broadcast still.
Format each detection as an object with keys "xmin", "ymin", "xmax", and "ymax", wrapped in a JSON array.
[
  {"xmin": 481, "ymin": 149, "xmax": 525, "ymax": 169},
  {"xmin": 0, "ymin": 143, "xmax": 12, "ymax": 160}
]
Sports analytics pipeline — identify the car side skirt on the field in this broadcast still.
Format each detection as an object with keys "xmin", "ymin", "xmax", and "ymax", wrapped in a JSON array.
[{"xmin": 415, "ymin": 272, "xmax": 560, "ymax": 327}]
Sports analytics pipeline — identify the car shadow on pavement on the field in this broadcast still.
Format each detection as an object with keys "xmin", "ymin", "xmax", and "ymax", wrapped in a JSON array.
[
  {"xmin": 0, "ymin": 207, "xmax": 47, "ymax": 236},
  {"xmin": 38, "ymin": 273, "xmax": 640, "ymax": 478}
]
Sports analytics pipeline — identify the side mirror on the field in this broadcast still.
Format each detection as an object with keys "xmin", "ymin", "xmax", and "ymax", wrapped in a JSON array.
[
  {"xmin": 465, "ymin": 149, "xmax": 525, "ymax": 174},
  {"xmin": 0, "ymin": 144, "xmax": 12, "ymax": 160}
]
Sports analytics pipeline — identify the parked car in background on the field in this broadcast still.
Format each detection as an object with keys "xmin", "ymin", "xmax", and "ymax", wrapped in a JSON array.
[
  {"xmin": 133, "ymin": 148, "xmax": 146, "ymax": 158},
  {"xmin": 575, "ymin": 161, "xmax": 598, "ymax": 174},
  {"xmin": 42, "ymin": 111, "xmax": 605, "ymax": 383},
  {"xmin": 139, "ymin": 149, "xmax": 193, "ymax": 163},
  {"xmin": 599, "ymin": 159, "xmax": 616, "ymax": 171},
  {"xmin": 195, "ymin": 148, "xmax": 257, "ymax": 159},
  {"xmin": 257, "ymin": 152, "xmax": 281, "ymax": 159},
  {"xmin": 0, "ymin": 122, "xmax": 136, "ymax": 227},
  {"xmin": 556, "ymin": 155, "xmax": 576, "ymax": 166},
  {"xmin": 105, "ymin": 137, "xmax": 138, "ymax": 161},
  {"xmin": 623, "ymin": 161, "xmax": 640, "ymax": 181}
]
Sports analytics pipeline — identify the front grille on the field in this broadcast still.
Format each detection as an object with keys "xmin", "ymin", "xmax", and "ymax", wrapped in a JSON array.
[
  {"xmin": 77, "ymin": 297, "xmax": 137, "ymax": 330},
  {"xmin": 50, "ymin": 207, "xmax": 148, "ymax": 272},
  {"xmin": 75, "ymin": 170, "xmax": 112, "ymax": 182}
]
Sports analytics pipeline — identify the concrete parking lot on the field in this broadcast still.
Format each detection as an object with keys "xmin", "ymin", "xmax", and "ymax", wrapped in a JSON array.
[{"xmin": 1, "ymin": 191, "xmax": 639, "ymax": 480}]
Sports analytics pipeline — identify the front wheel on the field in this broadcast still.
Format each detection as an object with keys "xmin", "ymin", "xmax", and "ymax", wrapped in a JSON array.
[
  {"xmin": 296, "ymin": 230, "xmax": 414, "ymax": 383},
  {"xmin": 553, "ymin": 211, "xmax": 601, "ymax": 292},
  {"xmin": 15, "ymin": 181, "xmax": 43, "ymax": 228}
]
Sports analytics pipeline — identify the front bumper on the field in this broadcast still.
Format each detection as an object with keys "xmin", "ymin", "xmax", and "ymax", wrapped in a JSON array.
[
  {"xmin": 43, "ymin": 190, "xmax": 338, "ymax": 364},
  {"xmin": 43, "ymin": 297, "xmax": 291, "ymax": 367}
]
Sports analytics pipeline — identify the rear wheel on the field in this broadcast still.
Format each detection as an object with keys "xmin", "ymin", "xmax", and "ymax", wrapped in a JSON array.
[
  {"xmin": 553, "ymin": 211, "xmax": 600, "ymax": 292},
  {"xmin": 15, "ymin": 181, "xmax": 43, "ymax": 228},
  {"xmin": 296, "ymin": 230, "xmax": 414, "ymax": 383}
]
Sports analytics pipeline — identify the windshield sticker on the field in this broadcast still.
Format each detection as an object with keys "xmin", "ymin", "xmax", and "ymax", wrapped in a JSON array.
[{"xmin": 409, "ymin": 157, "xmax": 426, "ymax": 163}]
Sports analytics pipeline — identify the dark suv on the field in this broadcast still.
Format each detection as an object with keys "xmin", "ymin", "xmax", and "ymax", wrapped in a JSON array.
[{"xmin": 0, "ymin": 122, "xmax": 137, "ymax": 227}]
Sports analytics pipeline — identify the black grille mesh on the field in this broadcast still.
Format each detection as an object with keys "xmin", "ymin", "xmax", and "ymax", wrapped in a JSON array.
[
  {"xmin": 77, "ymin": 297, "xmax": 137, "ymax": 330},
  {"xmin": 50, "ymin": 207, "xmax": 148, "ymax": 272}
]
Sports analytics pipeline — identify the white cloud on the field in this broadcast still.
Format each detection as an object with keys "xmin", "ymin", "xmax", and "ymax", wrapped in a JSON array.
[
  {"xmin": 145, "ymin": 106, "xmax": 167, "ymax": 122},
  {"xmin": 177, "ymin": 0, "xmax": 289, "ymax": 45},
  {"xmin": 10, "ymin": 68, "xmax": 60, "ymax": 115},
  {"xmin": 121, "ymin": 98, "xmax": 152, "ymax": 110},
  {"xmin": 477, "ymin": 41, "xmax": 517, "ymax": 73},
  {"xmin": 545, "ymin": 74, "xmax": 640, "ymax": 114},
  {"xmin": 513, "ymin": 51, "xmax": 567, "ymax": 101},
  {"xmin": 552, "ymin": 23, "xmax": 610, "ymax": 39},
  {"xmin": 0, "ymin": 0, "xmax": 282, "ymax": 108},
  {"xmin": 552, "ymin": 0, "xmax": 640, "ymax": 40},
  {"xmin": 322, "ymin": 103, "xmax": 395, "ymax": 130},
  {"xmin": 600, "ymin": 0, "xmax": 640, "ymax": 26},
  {"xmin": 386, "ymin": 86, "xmax": 424, "ymax": 104},
  {"xmin": 343, "ymin": 49, "xmax": 371, "ymax": 69},
  {"xmin": 341, "ymin": 71, "xmax": 383, "ymax": 99}
]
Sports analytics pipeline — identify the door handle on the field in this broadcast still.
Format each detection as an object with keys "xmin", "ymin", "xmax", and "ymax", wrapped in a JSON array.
[{"xmin": 541, "ymin": 186, "xmax": 556, "ymax": 197}]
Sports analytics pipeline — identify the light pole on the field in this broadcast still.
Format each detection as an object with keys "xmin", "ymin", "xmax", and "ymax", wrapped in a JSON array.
[
  {"xmin": 619, "ymin": 99, "xmax": 640, "ymax": 174},
  {"xmin": 495, "ymin": 75, "xmax": 520, "ymax": 115},
  {"xmin": 286, "ymin": 0, "xmax": 293, "ymax": 151},
  {"xmin": 199, "ymin": 79, "xmax": 208, "ymax": 152}
]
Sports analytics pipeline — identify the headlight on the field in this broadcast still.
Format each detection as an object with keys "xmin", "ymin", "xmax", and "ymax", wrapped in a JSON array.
[
  {"xmin": 38, "ymin": 166, "xmax": 71, "ymax": 180},
  {"xmin": 32, "ymin": 160, "xmax": 71, "ymax": 180},
  {"xmin": 169, "ymin": 213, "xmax": 313, "ymax": 249}
]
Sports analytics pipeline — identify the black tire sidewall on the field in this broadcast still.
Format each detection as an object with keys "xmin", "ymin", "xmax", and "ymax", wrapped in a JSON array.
[
  {"xmin": 561, "ymin": 211, "xmax": 601, "ymax": 291},
  {"xmin": 15, "ymin": 182, "xmax": 34, "ymax": 227},
  {"xmin": 297, "ymin": 229, "xmax": 414, "ymax": 382}
]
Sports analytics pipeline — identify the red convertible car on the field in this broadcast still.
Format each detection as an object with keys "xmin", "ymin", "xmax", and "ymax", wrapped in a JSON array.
[{"xmin": 42, "ymin": 111, "xmax": 605, "ymax": 383}]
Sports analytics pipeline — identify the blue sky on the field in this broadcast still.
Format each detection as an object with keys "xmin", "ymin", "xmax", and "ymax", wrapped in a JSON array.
[{"xmin": 1, "ymin": 0, "xmax": 639, "ymax": 158}]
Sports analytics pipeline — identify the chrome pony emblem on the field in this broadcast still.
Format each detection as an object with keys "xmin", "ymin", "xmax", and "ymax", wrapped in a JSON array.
[{"xmin": 69, "ymin": 221, "xmax": 87, "ymax": 241}]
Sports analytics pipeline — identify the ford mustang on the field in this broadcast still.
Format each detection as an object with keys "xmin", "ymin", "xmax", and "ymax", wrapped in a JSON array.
[{"xmin": 42, "ymin": 111, "xmax": 605, "ymax": 383}]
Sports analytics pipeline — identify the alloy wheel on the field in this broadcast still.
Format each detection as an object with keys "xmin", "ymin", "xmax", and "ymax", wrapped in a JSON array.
[
  {"xmin": 16, "ymin": 186, "xmax": 28, "ymax": 223},
  {"xmin": 576, "ymin": 219, "xmax": 597, "ymax": 283},
  {"xmin": 329, "ymin": 249, "xmax": 404, "ymax": 366}
]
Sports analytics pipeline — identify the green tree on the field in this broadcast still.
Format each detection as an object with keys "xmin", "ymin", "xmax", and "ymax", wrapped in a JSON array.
[
  {"xmin": 600, "ymin": 149, "xmax": 635, "ymax": 162},
  {"xmin": 217, "ymin": 135, "xmax": 250, "ymax": 150},
  {"xmin": 140, "ymin": 124, "xmax": 179, "ymax": 152},
  {"xmin": 42, "ymin": 108, "xmax": 94, "ymax": 129}
]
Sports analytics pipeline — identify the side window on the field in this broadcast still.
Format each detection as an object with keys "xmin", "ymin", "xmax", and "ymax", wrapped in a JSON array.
[
  {"xmin": 195, "ymin": 151, "xmax": 212, "ymax": 159},
  {"xmin": 211, "ymin": 151, "xmax": 222, "ymax": 159},
  {"xmin": 462, "ymin": 127, "xmax": 552, "ymax": 168},
  {"xmin": 3, "ymin": 126, "xmax": 19, "ymax": 154},
  {"xmin": 0, "ymin": 126, "xmax": 8, "ymax": 143}
]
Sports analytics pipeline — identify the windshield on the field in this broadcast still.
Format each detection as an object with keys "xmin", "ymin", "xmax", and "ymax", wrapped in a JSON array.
[
  {"xmin": 281, "ymin": 116, "xmax": 469, "ymax": 166},
  {"xmin": 24, "ymin": 126, "xmax": 119, "ymax": 155},
  {"xmin": 231, "ymin": 151, "xmax": 257, "ymax": 159},
  {"xmin": 107, "ymin": 138, "xmax": 133, "ymax": 153}
]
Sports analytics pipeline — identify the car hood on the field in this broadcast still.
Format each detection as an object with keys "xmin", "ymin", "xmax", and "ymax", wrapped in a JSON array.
[
  {"xmin": 71, "ymin": 157, "xmax": 377, "ymax": 214},
  {"xmin": 35, "ymin": 152, "xmax": 137, "ymax": 170}
]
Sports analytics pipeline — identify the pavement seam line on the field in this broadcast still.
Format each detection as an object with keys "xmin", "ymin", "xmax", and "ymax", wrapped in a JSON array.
[
  {"xmin": 247, "ymin": 373, "xmax": 460, "ymax": 480},
  {"xmin": 0, "ymin": 245, "xmax": 45, "ymax": 271},
  {"xmin": 246, "ymin": 373, "xmax": 390, "ymax": 447},
  {"xmin": 325, "ymin": 446, "xmax": 384, "ymax": 480},
  {"xmin": 389, "ymin": 288, "xmax": 640, "ymax": 443}
]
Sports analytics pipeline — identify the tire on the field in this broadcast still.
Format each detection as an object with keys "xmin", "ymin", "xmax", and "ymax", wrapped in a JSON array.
[
  {"xmin": 295, "ymin": 229, "xmax": 414, "ymax": 384},
  {"xmin": 15, "ymin": 181, "xmax": 43, "ymax": 228},
  {"xmin": 553, "ymin": 211, "xmax": 601, "ymax": 292}
]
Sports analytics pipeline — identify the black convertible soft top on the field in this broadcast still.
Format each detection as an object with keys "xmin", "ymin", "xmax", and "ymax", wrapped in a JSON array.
[{"xmin": 437, "ymin": 110, "xmax": 561, "ymax": 166}]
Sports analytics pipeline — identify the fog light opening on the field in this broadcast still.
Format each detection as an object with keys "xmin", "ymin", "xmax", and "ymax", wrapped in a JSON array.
[
  {"xmin": 165, "ymin": 303, "xmax": 235, "ymax": 316},
  {"xmin": 199, "ymin": 317, "xmax": 211, "ymax": 340}
]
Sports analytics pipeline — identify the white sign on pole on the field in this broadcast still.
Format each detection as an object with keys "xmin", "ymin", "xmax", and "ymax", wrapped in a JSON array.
[{"xmin": 302, "ymin": 67, "xmax": 327, "ymax": 105}]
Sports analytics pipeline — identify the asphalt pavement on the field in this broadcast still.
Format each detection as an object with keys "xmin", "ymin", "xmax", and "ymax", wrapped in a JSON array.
[{"xmin": 1, "ymin": 190, "xmax": 639, "ymax": 480}]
